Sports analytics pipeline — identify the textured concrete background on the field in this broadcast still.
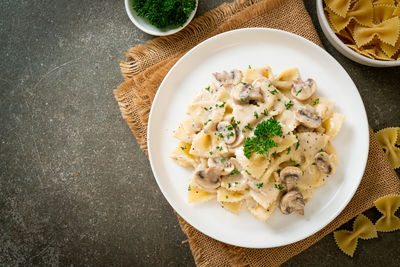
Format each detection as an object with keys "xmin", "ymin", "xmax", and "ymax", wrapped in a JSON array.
[{"xmin": 0, "ymin": 0, "xmax": 399, "ymax": 266}]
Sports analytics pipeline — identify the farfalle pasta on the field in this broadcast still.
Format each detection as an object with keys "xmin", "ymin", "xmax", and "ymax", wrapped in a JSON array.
[
  {"xmin": 333, "ymin": 214, "xmax": 378, "ymax": 257},
  {"xmin": 375, "ymin": 127, "xmax": 400, "ymax": 169},
  {"xmin": 324, "ymin": 0, "xmax": 400, "ymax": 60},
  {"xmin": 170, "ymin": 66, "xmax": 344, "ymax": 222},
  {"xmin": 374, "ymin": 194, "xmax": 400, "ymax": 232}
]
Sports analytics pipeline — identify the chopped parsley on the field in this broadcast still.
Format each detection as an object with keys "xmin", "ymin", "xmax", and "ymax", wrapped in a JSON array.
[
  {"xmin": 319, "ymin": 148, "xmax": 324, "ymax": 152},
  {"xmin": 313, "ymin": 98, "xmax": 320, "ymax": 106},
  {"xmin": 295, "ymin": 141, "xmax": 300, "ymax": 150},
  {"xmin": 220, "ymin": 157, "xmax": 225, "ymax": 162},
  {"xmin": 228, "ymin": 183, "xmax": 231, "ymax": 188},
  {"xmin": 284, "ymin": 100, "xmax": 294, "ymax": 110},
  {"xmin": 312, "ymin": 162, "xmax": 317, "ymax": 165},
  {"xmin": 261, "ymin": 109, "xmax": 268, "ymax": 116},
  {"xmin": 277, "ymin": 98, "xmax": 281, "ymax": 102},
  {"xmin": 237, "ymin": 81, "xmax": 247, "ymax": 85},
  {"xmin": 254, "ymin": 112, "xmax": 259, "ymax": 119},
  {"xmin": 269, "ymin": 89, "xmax": 277, "ymax": 95},
  {"xmin": 204, "ymin": 119, "xmax": 211, "ymax": 125},
  {"xmin": 237, "ymin": 121, "xmax": 241, "ymax": 124},
  {"xmin": 228, "ymin": 132, "xmax": 234, "ymax": 137},
  {"xmin": 205, "ymin": 86, "xmax": 210, "ymax": 92},
  {"xmin": 235, "ymin": 182, "xmax": 238, "ymax": 184},
  {"xmin": 255, "ymin": 182, "xmax": 263, "ymax": 189},
  {"xmin": 243, "ymin": 118, "xmax": 283, "ymax": 159},
  {"xmin": 226, "ymin": 125, "xmax": 234, "ymax": 131},
  {"xmin": 217, "ymin": 101, "xmax": 226, "ymax": 108},
  {"xmin": 248, "ymin": 65, "xmax": 252, "ymax": 69},
  {"xmin": 274, "ymin": 183, "xmax": 284, "ymax": 191},
  {"xmin": 287, "ymin": 147, "xmax": 291, "ymax": 155},
  {"xmin": 244, "ymin": 123, "xmax": 253, "ymax": 131},
  {"xmin": 245, "ymin": 170, "xmax": 252, "ymax": 175},
  {"xmin": 275, "ymin": 169, "xmax": 281, "ymax": 174},
  {"xmin": 218, "ymin": 133, "xmax": 224, "ymax": 138},
  {"xmin": 209, "ymin": 151, "xmax": 213, "ymax": 155},
  {"xmin": 241, "ymin": 98, "xmax": 247, "ymax": 102},
  {"xmin": 230, "ymin": 117, "xmax": 235, "ymax": 123},
  {"xmin": 216, "ymin": 146, "xmax": 222, "ymax": 151},
  {"xmin": 180, "ymin": 146, "xmax": 186, "ymax": 150},
  {"xmin": 296, "ymin": 89, "xmax": 302, "ymax": 96},
  {"xmin": 295, "ymin": 163, "xmax": 300, "ymax": 167},
  {"xmin": 188, "ymin": 185, "xmax": 191, "ymax": 191},
  {"xmin": 229, "ymin": 170, "xmax": 240, "ymax": 176},
  {"xmin": 290, "ymin": 158, "xmax": 295, "ymax": 163},
  {"xmin": 268, "ymin": 83, "xmax": 272, "ymax": 87}
]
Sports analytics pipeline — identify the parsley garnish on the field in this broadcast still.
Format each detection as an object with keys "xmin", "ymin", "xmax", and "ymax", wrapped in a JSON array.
[
  {"xmin": 226, "ymin": 125, "xmax": 234, "ymax": 131},
  {"xmin": 230, "ymin": 117, "xmax": 235, "ymax": 123},
  {"xmin": 244, "ymin": 123, "xmax": 253, "ymax": 131},
  {"xmin": 226, "ymin": 195, "xmax": 229, "ymax": 199},
  {"xmin": 229, "ymin": 170, "xmax": 240, "ymax": 176},
  {"xmin": 181, "ymin": 146, "xmax": 186, "ymax": 150},
  {"xmin": 243, "ymin": 118, "xmax": 283, "ymax": 159},
  {"xmin": 284, "ymin": 101, "xmax": 294, "ymax": 110},
  {"xmin": 268, "ymin": 83, "xmax": 272, "ymax": 87},
  {"xmin": 204, "ymin": 119, "xmax": 211, "ymax": 125},
  {"xmin": 313, "ymin": 98, "xmax": 320, "ymax": 106},
  {"xmin": 245, "ymin": 170, "xmax": 252, "ymax": 175},
  {"xmin": 235, "ymin": 182, "xmax": 238, "ymax": 184},
  {"xmin": 218, "ymin": 133, "xmax": 224, "ymax": 138},
  {"xmin": 237, "ymin": 121, "xmax": 241, "ymax": 124},
  {"xmin": 274, "ymin": 184, "xmax": 284, "ymax": 191},
  {"xmin": 261, "ymin": 109, "xmax": 268, "ymax": 116},
  {"xmin": 248, "ymin": 65, "xmax": 252, "ymax": 69},
  {"xmin": 209, "ymin": 151, "xmax": 213, "ymax": 155},
  {"xmin": 269, "ymin": 89, "xmax": 277, "ymax": 95},
  {"xmin": 287, "ymin": 147, "xmax": 291, "ymax": 155},
  {"xmin": 295, "ymin": 163, "xmax": 300, "ymax": 167},
  {"xmin": 241, "ymin": 98, "xmax": 247, "ymax": 102},
  {"xmin": 312, "ymin": 162, "xmax": 316, "ymax": 165},
  {"xmin": 228, "ymin": 183, "xmax": 231, "ymax": 188},
  {"xmin": 237, "ymin": 81, "xmax": 247, "ymax": 85},
  {"xmin": 256, "ymin": 182, "xmax": 263, "ymax": 189},
  {"xmin": 218, "ymin": 101, "xmax": 226, "ymax": 108},
  {"xmin": 295, "ymin": 141, "xmax": 300, "ymax": 150},
  {"xmin": 296, "ymin": 89, "xmax": 302, "ymax": 96},
  {"xmin": 277, "ymin": 98, "xmax": 281, "ymax": 102},
  {"xmin": 220, "ymin": 157, "xmax": 225, "ymax": 162},
  {"xmin": 188, "ymin": 185, "xmax": 191, "ymax": 191},
  {"xmin": 205, "ymin": 86, "xmax": 210, "ymax": 92},
  {"xmin": 254, "ymin": 112, "xmax": 259, "ymax": 119}
]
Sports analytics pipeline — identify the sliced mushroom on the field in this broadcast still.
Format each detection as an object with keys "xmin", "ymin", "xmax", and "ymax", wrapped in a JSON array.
[
  {"xmin": 280, "ymin": 190, "xmax": 305, "ymax": 215},
  {"xmin": 213, "ymin": 69, "xmax": 242, "ymax": 85},
  {"xmin": 291, "ymin": 78, "xmax": 317, "ymax": 101},
  {"xmin": 193, "ymin": 167, "xmax": 221, "ymax": 192},
  {"xmin": 217, "ymin": 121, "xmax": 237, "ymax": 144},
  {"xmin": 314, "ymin": 152, "xmax": 336, "ymax": 175},
  {"xmin": 228, "ymin": 126, "xmax": 245, "ymax": 149},
  {"xmin": 232, "ymin": 83, "xmax": 263, "ymax": 104},
  {"xmin": 208, "ymin": 157, "xmax": 234, "ymax": 175},
  {"xmin": 280, "ymin": 166, "xmax": 302, "ymax": 191},
  {"xmin": 296, "ymin": 105, "xmax": 322, "ymax": 128}
]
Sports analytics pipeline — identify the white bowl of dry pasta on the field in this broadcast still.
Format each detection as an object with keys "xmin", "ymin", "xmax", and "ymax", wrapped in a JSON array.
[{"xmin": 317, "ymin": 0, "xmax": 400, "ymax": 67}]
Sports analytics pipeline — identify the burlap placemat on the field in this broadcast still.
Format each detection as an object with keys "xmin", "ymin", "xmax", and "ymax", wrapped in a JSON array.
[{"xmin": 114, "ymin": 0, "xmax": 400, "ymax": 266}]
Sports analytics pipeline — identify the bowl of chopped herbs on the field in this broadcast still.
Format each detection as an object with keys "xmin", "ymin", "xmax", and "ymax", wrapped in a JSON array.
[{"xmin": 125, "ymin": 0, "xmax": 198, "ymax": 36}]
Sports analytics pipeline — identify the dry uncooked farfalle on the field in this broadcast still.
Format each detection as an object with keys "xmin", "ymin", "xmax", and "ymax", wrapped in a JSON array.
[
  {"xmin": 328, "ymin": 0, "xmax": 374, "ymax": 32},
  {"xmin": 333, "ymin": 214, "xmax": 377, "ymax": 257},
  {"xmin": 325, "ymin": 0, "xmax": 352, "ymax": 17},
  {"xmin": 353, "ymin": 16, "xmax": 400, "ymax": 47},
  {"xmin": 375, "ymin": 127, "xmax": 400, "ymax": 169},
  {"xmin": 374, "ymin": 194, "xmax": 400, "ymax": 232}
]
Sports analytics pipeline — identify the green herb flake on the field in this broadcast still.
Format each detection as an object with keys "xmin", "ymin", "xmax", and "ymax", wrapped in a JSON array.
[
  {"xmin": 269, "ymin": 89, "xmax": 277, "ymax": 95},
  {"xmin": 226, "ymin": 195, "xmax": 229, "ymax": 199},
  {"xmin": 295, "ymin": 163, "xmax": 300, "ymax": 167},
  {"xmin": 295, "ymin": 141, "xmax": 300, "ymax": 150},
  {"xmin": 261, "ymin": 109, "xmax": 268, "ymax": 116},
  {"xmin": 287, "ymin": 147, "xmax": 291, "ymax": 155},
  {"xmin": 209, "ymin": 151, "xmax": 213, "ymax": 155},
  {"xmin": 277, "ymin": 98, "xmax": 281, "ymax": 102},
  {"xmin": 313, "ymin": 98, "xmax": 320, "ymax": 106},
  {"xmin": 237, "ymin": 81, "xmax": 247, "ymax": 85},
  {"xmin": 204, "ymin": 119, "xmax": 211, "ymax": 126},
  {"xmin": 296, "ymin": 88, "xmax": 302, "ymax": 96},
  {"xmin": 312, "ymin": 162, "xmax": 317, "ymax": 165},
  {"xmin": 245, "ymin": 170, "xmax": 252, "ymax": 175},
  {"xmin": 218, "ymin": 133, "xmax": 224, "ymax": 138},
  {"xmin": 244, "ymin": 123, "xmax": 253, "ymax": 131},
  {"xmin": 284, "ymin": 100, "xmax": 294, "ymax": 110},
  {"xmin": 229, "ymin": 170, "xmax": 240, "ymax": 176},
  {"xmin": 205, "ymin": 86, "xmax": 210, "ymax": 92},
  {"xmin": 256, "ymin": 182, "xmax": 264, "ymax": 189},
  {"xmin": 248, "ymin": 65, "xmax": 252, "ymax": 69},
  {"xmin": 218, "ymin": 101, "xmax": 226, "ymax": 108},
  {"xmin": 254, "ymin": 112, "xmax": 259, "ymax": 119},
  {"xmin": 220, "ymin": 157, "xmax": 225, "ymax": 162},
  {"xmin": 268, "ymin": 83, "xmax": 272, "ymax": 87},
  {"xmin": 180, "ymin": 146, "xmax": 186, "ymax": 151},
  {"xmin": 228, "ymin": 183, "xmax": 231, "ymax": 188},
  {"xmin": 188, "ymin": 185, "xmax": 191, "ymax": 191},
  {"xmin": 274, "ymin": 183, "xmax": 284, "ymax": 191},
  {"xmin": 235, "ymin": 182, "xmax": 238, "ymax": 184},
  {"xmin": 226, "ymin": 125, "xmax": 234, "ymax": 131},
  {"xmin": 241, "ymin": 98, "xmax": 247, "ymax": 102}
]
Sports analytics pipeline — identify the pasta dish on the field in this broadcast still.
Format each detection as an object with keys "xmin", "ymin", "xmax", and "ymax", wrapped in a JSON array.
[{"xmin": 170, "ymin": 65, "xmax": 344, "ymax": 222}]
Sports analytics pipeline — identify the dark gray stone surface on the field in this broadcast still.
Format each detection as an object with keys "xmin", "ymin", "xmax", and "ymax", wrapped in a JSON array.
[{"xmin": 0, "ymin": 0, "xmax": 399, "ymax": 266}]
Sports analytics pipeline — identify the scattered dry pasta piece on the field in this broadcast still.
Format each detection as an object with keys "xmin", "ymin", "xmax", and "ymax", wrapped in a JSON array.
[
  {"xmin": 325, "ymin": 0, "xmax": 352, "ymax": 17},
  {"xmin": 374, "ymin": 194, "xmax": 400, "ymax": 232},
  {"xmin": 334, "ymin": 214, "xmax": 378, "ymax": 257},
  {"xmin": 375, "ymin": 127, "xmax": 400, "ymax": 169}
]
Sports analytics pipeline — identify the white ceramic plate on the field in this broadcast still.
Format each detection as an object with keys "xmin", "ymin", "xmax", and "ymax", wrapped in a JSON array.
[{"xmin": 148, "ymin": 28, "xmax": 369, "ymax": 248}]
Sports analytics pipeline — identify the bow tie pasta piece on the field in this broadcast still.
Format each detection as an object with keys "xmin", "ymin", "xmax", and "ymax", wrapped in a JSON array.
[
  {"xmin": 353, "ymin": 16, "xmax": 400, "ymax": 47},
  {"xmin": 374, "ymin": 194, "xmax": 400, "ymax": 232},
  {"xmin": 334, "ymin": 214, "xmax": 378, "ymax": 257},
  {"xmin": 327, "ymin": 0, "xmax": 374, "ymax": 32},
  {"xmin": 188, "ymin": 184, "xmax": 216, "ymax": 203},
  {"xmin": 170, "ymin": 142, "xmax": 199, "ymax": 168},
  {"xmin": 373, "ymin": 0, "xmax": 396, "ymax": 5},
  {"xmin": 373, "ymin": 3, "xmax": 396, "ymax": 23},
  {"xmin": 246, "ymin": 196, "xmax": 276, "ymax": 222},
  {"xmin": 220, "ymin": 200, "xmax": 243, "ymax": 214},
  {"xmin": 380, "ymin": 37, "xmax": 400, "ymax": 57},
  {"xmin": 375, "ymin": 127, "xmax": 400, "ymax": 169},
  {"xmin": 271, "ymin": 67, "xmax": 299, "ymax": 91},
  {"xmin": 325, "ymin": 0, "xmax": 351, "ymax": 17}
]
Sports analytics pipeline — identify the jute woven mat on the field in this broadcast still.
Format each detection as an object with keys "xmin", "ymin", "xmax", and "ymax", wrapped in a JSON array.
[{"xmin": 114, "ymin": 0, "xmax": 400, "ymax": 266}]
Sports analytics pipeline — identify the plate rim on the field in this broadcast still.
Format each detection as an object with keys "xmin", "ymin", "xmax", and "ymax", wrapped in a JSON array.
[{"xmin": 147, "ymin": 28, "xmax": 369, "ymax": 248}]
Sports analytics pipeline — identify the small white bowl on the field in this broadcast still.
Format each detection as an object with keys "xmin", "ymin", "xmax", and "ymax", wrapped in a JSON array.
[
  {"xmin": 125, "ymin": 0, "xmax": 198, "ymax": 36},
  {"xmin": 316, "ymin": 0, "xmax": 400, "ymax": 67}
]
